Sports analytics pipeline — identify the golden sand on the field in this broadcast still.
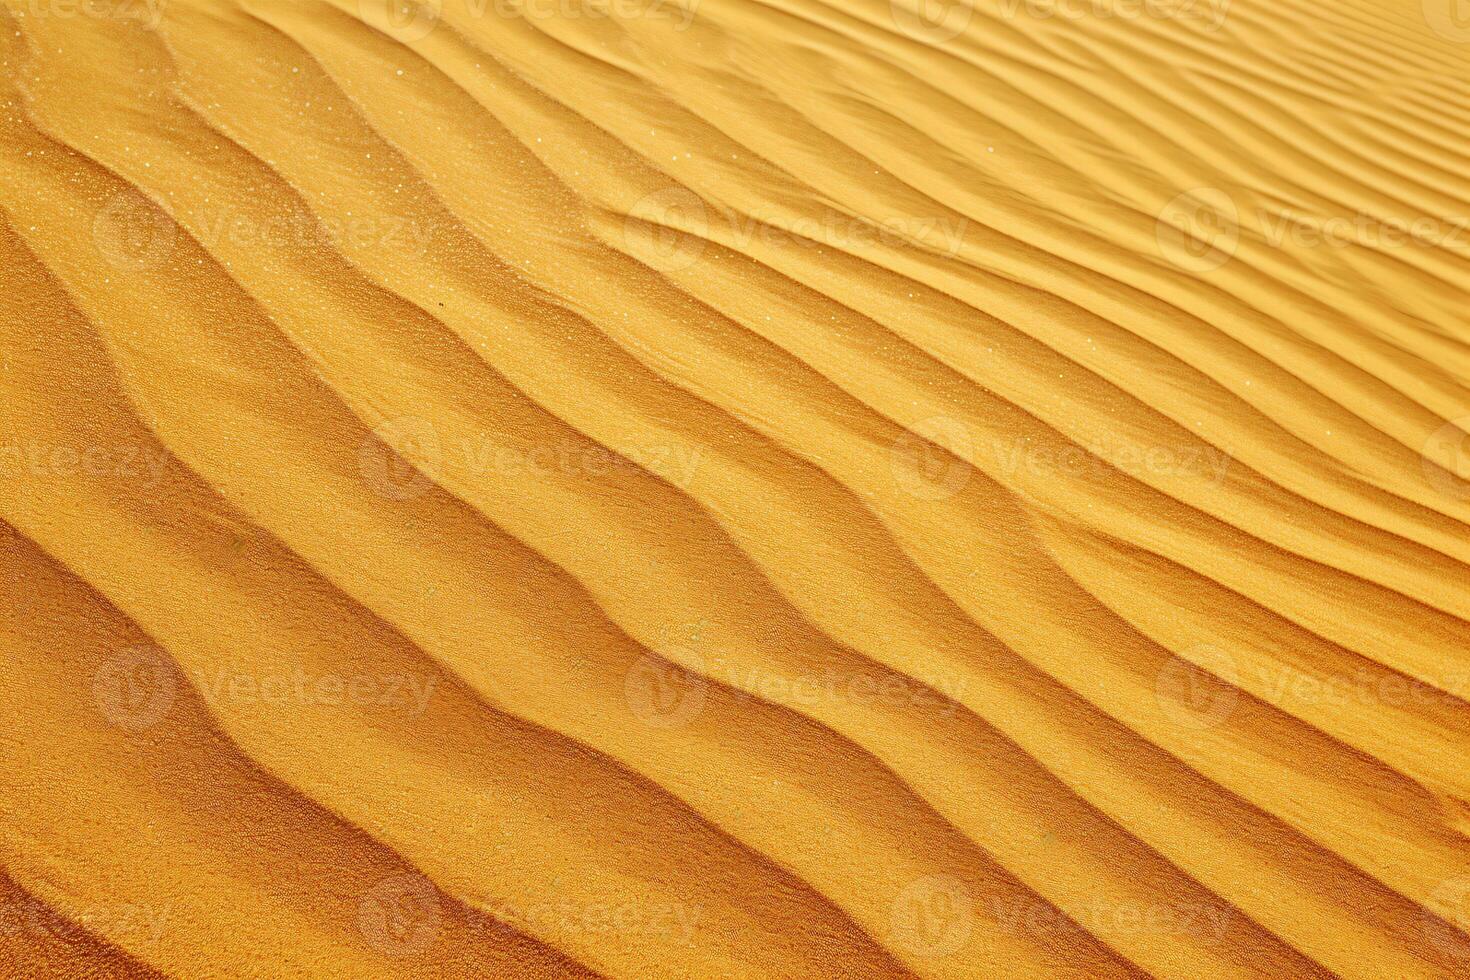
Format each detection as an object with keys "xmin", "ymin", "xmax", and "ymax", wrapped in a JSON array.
[{"xmin": 1, "ymin": 0, "xmax": 1469, "ymax": 975}]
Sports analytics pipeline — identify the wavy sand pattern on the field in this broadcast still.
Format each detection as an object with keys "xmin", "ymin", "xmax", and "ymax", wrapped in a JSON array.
[{"xmin": 1, "ymin": 0, "xmax": 1469, "ymax": 975}]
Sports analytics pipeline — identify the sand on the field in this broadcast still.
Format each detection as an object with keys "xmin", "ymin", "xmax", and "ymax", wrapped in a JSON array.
[{"xmin": 1, "ymin": 0, "xmax": 1469, "ymax": 975}]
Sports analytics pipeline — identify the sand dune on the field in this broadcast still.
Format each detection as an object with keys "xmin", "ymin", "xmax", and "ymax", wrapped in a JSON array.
[{"xmin": 1, "ymin": 0, "xmax": 1469, "ymax": 975}]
